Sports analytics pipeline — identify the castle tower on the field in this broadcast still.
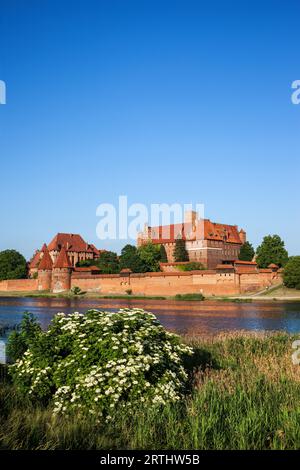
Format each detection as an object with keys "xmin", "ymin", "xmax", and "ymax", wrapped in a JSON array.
[
  {"xmin": 51, "ymin": 246, "xmax": 72, "ymax": 293},
  {"xmin": 239, "ymin": 229, "xmax": 246, "ymax": 244},
  {"xmin": 184, "ymin": 210, "xmax": 197, "ymax": 225},
  {"xmin": 37, "ymin": 245, "xmax": 53, "ymax": 291}
]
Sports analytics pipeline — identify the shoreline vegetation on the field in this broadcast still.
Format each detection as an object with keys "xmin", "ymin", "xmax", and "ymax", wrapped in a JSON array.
[
  {"xmin": 0, "ymin": 284, "xmax": 300, "ymax": 302},
  {"xmin": 1, "ymin": 330, "xmax": 299, "ymax": 450}
]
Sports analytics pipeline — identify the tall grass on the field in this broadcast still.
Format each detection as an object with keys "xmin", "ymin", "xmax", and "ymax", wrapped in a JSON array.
[{"xmin": 1, "ymin": 332, "xmax": 299, "ymax": 450}]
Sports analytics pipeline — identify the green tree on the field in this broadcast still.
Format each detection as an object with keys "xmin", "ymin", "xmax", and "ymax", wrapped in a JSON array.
[
  {"xmin": 138, "ymin": 242, "xmax": 161, "ymax": 272},
  {"xmin": 76, "ymin": 259, "xmax": 93, "ymax": 267},
  {"xmin": 256, "ymin": 235, "xmax": 288, "ymax": 268},
  {"xmin": 159, "ymin": 244, "xmax": 168, "ymax": 263},
  {"xmin": 178, "ymin": 262, "xmax": 205, "ymax": 271},
  {"xmin": 96, "ymin": 251, "xmax": 120, "ymax": 274},
  {"xmin": 283, "ymin": 256, "xmax": 300, "ymax": 289},
  {"xmin": 7, "ymin": 312, "xmax": 42, "ymax": 362},
  {"xmin": 173, "ymin": 239, "xmax": 189, "ymax": 262},
  {"xmin": 0, "ymin": 249, "xmax": 27, "ymax": 281},
  {"xmin": 120, "ymin": 245, "xmax": 148, "ymax": 273},
  {"xmin": 238, "ymin": 241, "xmax": 255, "ymax": 261}
]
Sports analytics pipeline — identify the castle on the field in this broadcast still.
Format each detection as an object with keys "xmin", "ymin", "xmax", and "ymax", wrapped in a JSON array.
[
  {"xmin": 0, "ymin": 221, "xmax": 282, "ymax": 296},
  {"xmin": 28, "ymin": 233, "xmax": 102, "ymax": 278},
  {"xmin": 137, "ymin": 211, "xmax": 246, "ymax": 269}
]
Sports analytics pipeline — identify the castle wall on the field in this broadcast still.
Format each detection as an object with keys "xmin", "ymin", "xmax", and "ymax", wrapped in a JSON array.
[
  {"xmin": 0, "ymin": 271, "xmax": 282, "ymax": 296},
  {"xmin": 71, "ymin": 270, "xmax": 281, "ymax": 297},
  {"xmin": 52, "ymin": 268, "xmax": 72, "ymax": 293},
  {"xmin": 0, "ymin": 279, "xmax": 39, "ymax": 292},
  {"xmin": 37, "ymin": 270, "xmax": 52, "ymax": 291}
]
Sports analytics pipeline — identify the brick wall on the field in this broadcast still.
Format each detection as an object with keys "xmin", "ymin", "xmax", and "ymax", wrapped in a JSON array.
[
  {"xmin": 71, "ymin": 270, "xmax": 281, "ymax": 297},
  {"xmin": 0, "ymin": 279, "xmax": 39, "ymax": 292},
  {"xmin": 0, "ymin": 270, "xmax": 282, "ymax": 296}
]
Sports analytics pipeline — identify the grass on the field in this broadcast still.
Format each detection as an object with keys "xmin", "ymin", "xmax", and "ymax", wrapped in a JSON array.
[
  {"xmin": 257, "ymin": 285, "xmax": 300, "ymax": 298},
  {"xmin": 174, "ymin": 293, "xmax": 205, "ymax": 301},
  {"xmin": 1, "ymin": 331, "xmax": 300, "ymax": 450}
]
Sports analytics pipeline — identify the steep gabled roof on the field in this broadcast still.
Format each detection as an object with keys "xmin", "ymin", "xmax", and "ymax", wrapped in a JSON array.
[
  {"xmin": 48, "ymin": 233, "xmax": 94, "ymax": 253},
  {"xmin": 29, "ymin": 250, "xmax": 41, "ymax": 269},
  {"xmin": 146, "ymin": 219, "xmax": 243, "ymax": 245},
  {"xmin": 53, "ymin": 246, "xmax": 72, "ymax": 269},
  {"xmin": 38, "ymin": 246, "xmax": 53, "ymax": 270}
]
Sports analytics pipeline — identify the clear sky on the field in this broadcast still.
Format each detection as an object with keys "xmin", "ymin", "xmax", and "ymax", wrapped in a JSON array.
[{"xmin": 0, "ymin": 0, "xmax": 299, "ymax": 259}]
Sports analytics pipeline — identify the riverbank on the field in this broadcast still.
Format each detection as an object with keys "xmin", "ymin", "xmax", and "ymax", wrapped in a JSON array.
[
  {"xmin": 0, "ymin": 288, "xmax": 299, "ymax": 302},
  {"xmin": 1, "ymin": 331, "xmax": 299, "ymax": 450}
]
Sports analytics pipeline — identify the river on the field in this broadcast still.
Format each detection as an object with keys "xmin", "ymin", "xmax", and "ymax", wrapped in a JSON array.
[{"xmin": 1, "ymin": 296, "xmax": 300, "ymax": 337}]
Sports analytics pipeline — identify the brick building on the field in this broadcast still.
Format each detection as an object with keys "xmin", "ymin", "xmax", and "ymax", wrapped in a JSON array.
[
  {"xmin": 29, "ymin": 233, "xmax": 103, "ymax": 277},
  {"xmin": 137, "ymin": 211, "xmax": 247, "ymax": 269}
]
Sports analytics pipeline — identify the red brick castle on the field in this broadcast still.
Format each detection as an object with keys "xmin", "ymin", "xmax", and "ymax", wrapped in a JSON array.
[{"xmin": 137, "ymin": 211, "xmax": 247, "ymax": 269}]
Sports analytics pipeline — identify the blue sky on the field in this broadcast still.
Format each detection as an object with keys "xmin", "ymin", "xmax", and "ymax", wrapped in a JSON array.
[{"xmin": 0, "ymin": 0, "xmax": 299, "ymax": 259}]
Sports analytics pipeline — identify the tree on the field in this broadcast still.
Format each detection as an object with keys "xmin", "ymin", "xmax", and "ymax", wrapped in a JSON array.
[
  {"xmin": 283, "ymin": 256, "xmax": 300, "ymax": 289},
  {"xmin": 96, "ymin": 251, "xmax": 120, "ymax": 274},
  {"xmin": 7, "ymin": 312, "xmax": 42, "ymax": 362},
  {"xmin": 178, "ymin": 262, "xmax": 205, "ymax": 271},
  {"xmin": 256, "ymin": 235, "xmax": 288, "ymax": 268},
  {"xmin": 173, "ymin": 239, "xmax": 189, "ymax": 262},
  {"xmin": 0, "ymin": 249, "xmax": 27, "ymax": 281},
  {"xmin": 159, "ymin": 244, "xmax": 168, "ymax": 263},
  {"xmin": 138, "ymin": 242, "xmax": 161, "ymax": 272},
  {"xmin": 119, "ymin": 245, "xmax": 148, "ymax": 273},
  {"xmin": 238, "ymin": 241, "xmax": 255, "ymax": 261}
]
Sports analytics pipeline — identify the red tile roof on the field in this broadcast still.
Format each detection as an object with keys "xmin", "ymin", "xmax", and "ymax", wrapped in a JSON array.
[
  {"xmin": 74, "ymin": 266, "xmax": 101, "ymax": 272},
  {"xmin": 48, "ymin": 233, "xmax": 96, "ymax": 254},
  {"xmin": 53, "ymin": 246, "xmax": 72, "ymax": 269},
  {"xmin": 145, "ymin": 219, "xmax": 243, "ymax": 245},
  {"xmin": 38, "ymin": 247, "xmax": 53, "ymax": 270},
  {"xmin": 29, "ymin": 250, "xmax": 41, "ymax": 269},
  {"xmin": 216, "ymin": 264, "xmax": 235, "ymax": 269},
  {"xmin": 234, "ymin": 260, "xmax": 257, "ymax": 265}
]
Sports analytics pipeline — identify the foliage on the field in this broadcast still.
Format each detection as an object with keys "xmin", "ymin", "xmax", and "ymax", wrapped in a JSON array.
[
  {"xmin": 256, "ymin": 235, "xmax": 289, "ymax": 268},
  {"xmin": 119, "ymin": 245, "xmax": 148, "ymax": 273},
  {"xmin": 95, "ymin": 251, "xmax": 120, "ymax": 274},
  {"xmin": 173, "ymin": 239, "xmax": 189, "ymax": 262},
  {"xmin": 174, "ymin": 293, "xmax": 205, "ymax": 301},
  {"xmin": 159, "ymin": 245, "xmax": 168, "ymax": 263},
  {"xmin": 76, "ymin": 260, "xmax": 93, "ymax": 267},
  {"xmin": 238, "ymin": 241, "xmax": 255, "ymax": 261},
  {"xmin": 283, "ymin": 256, "xmax": 300, "ymax": 289},
  {"xmin": 0, "ymin": 250, "xmax": 27, "ymax": 281},
  {"xmin": 137, "ymin": 242, "xmax": 161, "ymax": 272},
  {"xmin": 177, "ymin": 262, "xmax": 205, "ymax": 271},
  {"xmin": 6, "ymin": 312, "xmax": 42, "ymax": 363},
  {"xmin": 10, "ymin": 309, "xmax": 193, "ymax": 422},
  {"xmin": 2, "ymin": 333, "xmax": 300, "ymax": 450},
  {"xmin": 70, "ymin": 286, "xmax": 86, "ymax": 296}
]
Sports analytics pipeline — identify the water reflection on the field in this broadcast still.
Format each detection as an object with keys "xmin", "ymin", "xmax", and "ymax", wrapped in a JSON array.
[{"xmin": 0, "ymin": 297, "xmax": 300, "ymax": 336}]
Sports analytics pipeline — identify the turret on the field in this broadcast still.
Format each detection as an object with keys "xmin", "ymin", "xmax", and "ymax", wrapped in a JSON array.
[
  {"xmin": 37, "ymin": 245, "xmax": 53, "ymax": 291},
  {"xmin": 239, "ymin": 228, "xmax": 246, "ymax": 244},
  {"xmin": 51, "ymin": 246, "xmax": 72, "ymax": 293}
]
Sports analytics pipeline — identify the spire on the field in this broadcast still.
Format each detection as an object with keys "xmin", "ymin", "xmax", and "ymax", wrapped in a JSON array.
[
  {"xmin": 38, "ymin": 246, "xmax": 53, "ymax": 270},
  {"xmin": 54, "ymin": 246, "xmax": 72, "ymax": 269}
]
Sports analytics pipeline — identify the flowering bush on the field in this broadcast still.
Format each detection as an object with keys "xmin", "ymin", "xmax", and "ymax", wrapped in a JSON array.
[{"xmin": 10, "ymin": 309, "xmax": 193, "ymax": 421}]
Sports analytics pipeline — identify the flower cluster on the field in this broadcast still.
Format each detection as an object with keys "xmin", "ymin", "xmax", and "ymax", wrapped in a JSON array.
[{"xmin": 10, "ymin": 308, "xmax": 193, "ymax": 421}]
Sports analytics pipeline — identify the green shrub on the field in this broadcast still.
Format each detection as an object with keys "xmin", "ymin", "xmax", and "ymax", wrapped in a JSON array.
[
  {"xmin": 175, "ymin": 293, "xmax": 205, "ymax": 301},
  {"xmin": 70, "ymin": 286, "xmax": 86, "ymax": 296},
  {"xmin": 6, "ymin": 312, "xmax": 42, "ymax": 363},
  {"xmin": 10, "ymin": 309, "xmax": 193, "ymax": 422},
  {"xmin": 283, "ymin": 256, "xmax": 300, "ymax": 288},
  {"xmin": 177, "ymin": 262, "xmax": 205, "ymax": 271}
]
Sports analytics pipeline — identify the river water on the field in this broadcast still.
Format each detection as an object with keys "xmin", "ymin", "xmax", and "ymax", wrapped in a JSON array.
[{"xmin": 0, "ymin": 296, "xmax": 300, "ymax": 337}]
